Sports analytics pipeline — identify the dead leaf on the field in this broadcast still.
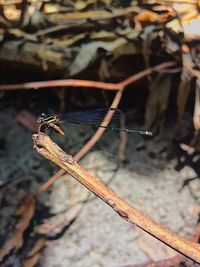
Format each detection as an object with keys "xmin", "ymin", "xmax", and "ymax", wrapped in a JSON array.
[
  {"xmin": 177, "ymin": 70, "xmax": 191, "ymax": 120},
  {"xmin": 44, "ymin": 3, "xmax": 60, "ymax": 14},
  {"xmin": 48, "ymin": 7, "xmax": 139, "ymax": 22},
  {"xmin": 135, "ymin": 9, "xmax": 168, "ymax": 26},
  {"xmin": 35, "ymin": 203, "xmax": 82, "ymax": 236},
  {"xmin": 22, "ymin": 238, "xmax": 48, "ymax": 267},
  {"xmin": 3, "ymin": 4, "xmax": 21, "ymax": 21},
  {"xmin": 69, "ymin": 30, "xmax": 139, "ymax": 76},
  {"xmin": 0, "ymin": 195, "xmax": 36, "ymax": 261},
  {"xmin": 22, "ymin": 253, "xmax": 41, "ymax": 267},
  {"xmin": 27, "ymin": 238, "xmax": 48, "ymax": 258},
  {"xmin": 166, "ymin": 6, "xmax": 199, "ymax": 38},
  {"xmin": 182, "ymin": 44, "xmax": 190, "ymax": 53},
  {"xmin": 145, "ymin": 74, "xmax": 171, "ymax": 132}
]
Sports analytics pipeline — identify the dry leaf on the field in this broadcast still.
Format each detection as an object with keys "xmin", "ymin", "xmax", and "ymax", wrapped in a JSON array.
[
  {"xmin": 182, "ymin": 44, "xmax": 190, "ymax": 53},
  {"xmin": 69, "ymin": 30, "xmax": 139, "ymax": 76},
  {"xmin": 135, "ymin": 9, "xmax": 168, "ymax": 26},
  {"xmin": 27, "ymin": 238, "xmax": 47, "ymax": 258},
  {"xmin": 0, "ymin": 195, "xmax": 36, "ymax": 261},
  {"xmin": 35, "ymin": 203, "xmax": 82, "ymax": 236},
  {"xmin": 177, "ymin": 70, "xmax": 191, "ymax": 120},
  {"xmin": 3, "ymin": 4, "xmax": 21, "ymax": 21},
  {"xmin": 22, "ymin": 253, "xmax": 41, "ymax": 267},
  {"xmin": 22, "ymin": 238, "xmax": 48, "ymax": 267},
  {"xmin": 145, "ymin": 74, "xmax": 171, "ymax": 132}
]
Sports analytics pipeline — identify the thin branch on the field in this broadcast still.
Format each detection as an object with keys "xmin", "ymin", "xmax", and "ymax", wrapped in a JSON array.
[
  {"xmin": 0, "ymin": 62, "xmax": 175, "ymax": 91},
  {"xmin": 33, "ymin": 133, "xmax": 200, "ymax": 264}
]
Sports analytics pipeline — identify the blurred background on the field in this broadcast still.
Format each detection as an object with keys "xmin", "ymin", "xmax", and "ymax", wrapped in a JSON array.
[{"xmin": 0, "ymin": 1, "xmax": 199, "ymax": 266}]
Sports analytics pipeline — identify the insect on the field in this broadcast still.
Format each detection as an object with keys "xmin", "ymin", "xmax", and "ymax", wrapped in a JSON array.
[{"xmin": 37, "ymin": 108, "xmax": 152, "ymax": 137}]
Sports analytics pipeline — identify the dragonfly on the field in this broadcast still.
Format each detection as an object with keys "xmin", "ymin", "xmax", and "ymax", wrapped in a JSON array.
[{"xmin": 37, "ymin": 108, "xmax": 153, "ymax": 137}]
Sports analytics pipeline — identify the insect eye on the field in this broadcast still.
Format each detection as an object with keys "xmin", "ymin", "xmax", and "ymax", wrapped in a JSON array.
[
  {"xmin": 41, "ymin": 113, "xmax": 46, "ymax": 118},
  {"xmin": 37, "ymin": 113, "xmax": 47, "ymax": 123}
]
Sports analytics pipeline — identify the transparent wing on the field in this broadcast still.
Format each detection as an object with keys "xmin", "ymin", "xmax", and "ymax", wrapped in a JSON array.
[{"xmin": 59, "ymin": 108, "xmax": 122, "ymax": 125}]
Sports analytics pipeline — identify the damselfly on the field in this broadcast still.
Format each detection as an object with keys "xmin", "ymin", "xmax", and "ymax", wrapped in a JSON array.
[{"xmin": 37, "ymin": 108, "xmax": 152, "ymax": 136}]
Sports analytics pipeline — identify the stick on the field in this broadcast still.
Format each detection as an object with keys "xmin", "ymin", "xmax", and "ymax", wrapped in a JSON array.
[
  {"xmin": 33, "ymin": 133, "xmax": 200, "ymax": 264},
  {"xmin": 0, "ymin": 62, "xmax": 175, "ymax": 91}
]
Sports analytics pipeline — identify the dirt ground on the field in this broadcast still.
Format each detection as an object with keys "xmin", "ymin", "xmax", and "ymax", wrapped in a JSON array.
[{"xmin": 0, "ymin": 103, "xmax": 200, "ymax": 267}]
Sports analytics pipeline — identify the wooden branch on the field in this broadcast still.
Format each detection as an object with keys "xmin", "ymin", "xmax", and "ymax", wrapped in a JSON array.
[
  {"xmin": 33, "ymin": 133, "xmax": 200, "ymax": 264},
  {"xmin": 0, "ymin": 61, "xmax": 175, "ymax": 91}
]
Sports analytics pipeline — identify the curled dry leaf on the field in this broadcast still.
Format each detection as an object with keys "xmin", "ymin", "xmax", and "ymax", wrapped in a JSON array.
[
  {"xmin": 22, "ymin": 238, "xmax": 48, "ymax": 267},
  {"xmin": 0, "ymin": 195, "xmax": 36, "ymax": 261},
  {"xmin": 35, "ymin": 203, "xmax": 83, "ymax": 236}
]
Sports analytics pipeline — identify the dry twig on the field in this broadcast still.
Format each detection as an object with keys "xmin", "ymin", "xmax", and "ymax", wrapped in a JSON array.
[
  {"xmin": 0, "ymin": 62, "xmax": 175, "ymax": 92},
  {"xmin": 33, "ymin": 133, "xmax": 200, "ymax": 264}
]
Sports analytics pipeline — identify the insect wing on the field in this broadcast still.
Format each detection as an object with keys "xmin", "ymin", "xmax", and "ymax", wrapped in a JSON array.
[{"xmin": 59, "ymin": 108, "xmax": 121, "ymax": 124}]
